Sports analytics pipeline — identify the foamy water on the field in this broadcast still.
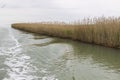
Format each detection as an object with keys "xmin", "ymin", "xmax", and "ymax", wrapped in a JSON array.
[
  {"xmin": 0, "ymin": 28, "xmax": 60, "ymax": 80},
  {"xmin": 0, "ymin": 27, "xmax": 120, "ymax": 80},
  {"xmin": 0, "ymin": 28, "xmax": 38, "ymax": 80}
]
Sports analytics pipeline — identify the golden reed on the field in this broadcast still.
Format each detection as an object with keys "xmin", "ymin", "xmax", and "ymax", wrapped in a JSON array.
[{"xmin": 12, "ymin": 17, "xmax": 120, "ymax": 48}]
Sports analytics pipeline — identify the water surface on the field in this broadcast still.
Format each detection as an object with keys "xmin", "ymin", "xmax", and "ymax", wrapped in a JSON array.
[{"xmin": 0, "ymin": 27, "xmax": 120, "ymax": 80}]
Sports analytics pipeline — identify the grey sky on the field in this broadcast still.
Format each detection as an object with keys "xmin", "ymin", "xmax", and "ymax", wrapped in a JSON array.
[
  {"xmin": 0, "ymin": 0, "xmax": 119, "ymax": 16},
  {"xmin": 0, "ymin": 0, "xmax": 120, "ymax": 25},
  {"xmin": 1, "ymin": 0, "xmax": 120, "ymax": 10},
  {"xmin": 0, "ymin": 0, "xmax": 120, "ymax": 14},
  {"xmin": 3, "ymin": 0, "xmax": 54, "ymax": 8}
]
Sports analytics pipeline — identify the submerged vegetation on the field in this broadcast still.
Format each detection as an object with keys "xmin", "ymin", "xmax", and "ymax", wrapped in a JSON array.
[{"xmin": 12, "ymin": 17, "xmax": 120, "ymax": 48}]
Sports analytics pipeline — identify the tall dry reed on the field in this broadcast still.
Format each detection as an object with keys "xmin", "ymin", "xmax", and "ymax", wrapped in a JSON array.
[{"xmin": 12, "ymin": 17, "xmax": 120, "ymax": 48}]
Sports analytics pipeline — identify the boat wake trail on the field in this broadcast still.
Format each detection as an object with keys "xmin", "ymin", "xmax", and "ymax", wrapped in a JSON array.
[{"xmin": 1, "ymin": 29, "xmax": 38, "ymax": 80}]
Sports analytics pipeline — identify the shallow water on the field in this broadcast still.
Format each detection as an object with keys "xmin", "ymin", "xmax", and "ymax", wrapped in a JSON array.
[{"xmin": 0, "ymin": 27, "xmax": 120, "ymax": 80}]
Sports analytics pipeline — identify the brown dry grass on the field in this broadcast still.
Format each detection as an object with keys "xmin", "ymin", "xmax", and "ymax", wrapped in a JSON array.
[{"xmin": 12, "ymin": 17, "xmax": 120, "ymax": 48}]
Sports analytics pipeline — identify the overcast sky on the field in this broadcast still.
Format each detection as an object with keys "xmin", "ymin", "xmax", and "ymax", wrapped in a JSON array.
[
  {"xmin": 0, "ymin": 0, "xmax": 120, "ymax": 15},
  {"xmin": 0, "ymin": 0, "xmax": 119, "ymax": 9},
  {"xmin": 0, "ymin": 0, "xmax": 120, "ymax": 25}
]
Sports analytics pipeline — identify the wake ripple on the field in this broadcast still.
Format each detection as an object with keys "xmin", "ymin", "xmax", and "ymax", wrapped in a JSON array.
[{"xmin": 1, "ymin": 29, "xmax": 39, "ymax": 80}]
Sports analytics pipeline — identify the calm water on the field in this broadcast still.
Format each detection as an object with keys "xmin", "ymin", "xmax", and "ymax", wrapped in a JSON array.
[{"xmin": 0, "ymin": 27, "xmax": 120, "ymax": 80}]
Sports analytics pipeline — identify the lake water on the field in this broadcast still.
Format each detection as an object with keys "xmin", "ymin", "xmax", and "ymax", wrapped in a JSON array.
[{"xmin": 0, "ymin": 9, "xmax": 120, "ymax": 80}]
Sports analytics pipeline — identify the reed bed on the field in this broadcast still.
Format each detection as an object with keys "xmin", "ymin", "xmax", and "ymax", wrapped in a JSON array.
[{"xmin": 12, "ymin": 17, "xmax": 120, "ymax": 48}]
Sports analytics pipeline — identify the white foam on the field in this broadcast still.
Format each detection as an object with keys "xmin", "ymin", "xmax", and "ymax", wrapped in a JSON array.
[
  {"xmin": 1, "ymin": 29, "xmax": 58, "ymax": 80},
  {"xmin": 2, "ymin": 29, "xmax": 38, "ymax": 80},
  {"xmin": 42, "ymin": 75, "xmax": 58, "ymax": 80}
]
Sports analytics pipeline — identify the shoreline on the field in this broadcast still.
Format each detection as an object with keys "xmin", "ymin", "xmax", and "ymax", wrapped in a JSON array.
[{"xmin": 11, "ymin": 17, "xmax": 120, "ymax": 49}]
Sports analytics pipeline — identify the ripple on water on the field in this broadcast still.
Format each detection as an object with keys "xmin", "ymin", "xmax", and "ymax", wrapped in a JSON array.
[
  {"xmin": 1, "ymin": 29, "xmax": 39, "ymax": 80},
  {"xmin": 3, "ymin": 47, "xmax": 39, "ymax": 80}
]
